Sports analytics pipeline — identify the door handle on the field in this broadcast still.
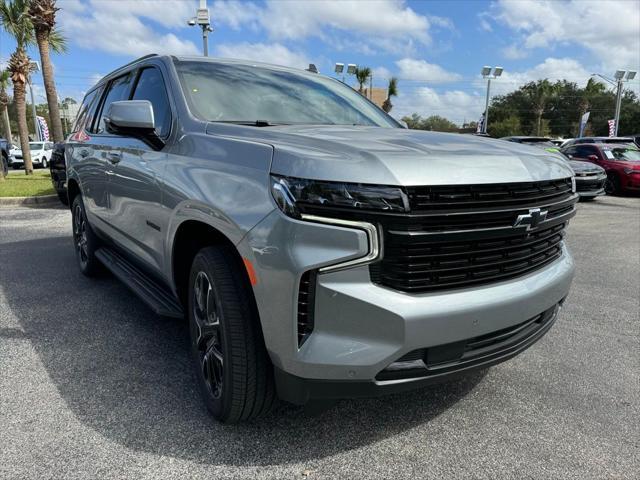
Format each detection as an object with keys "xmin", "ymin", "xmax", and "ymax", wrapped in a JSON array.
[{"xmin": 106, "ymin": 152, "xmax": 122, "ymax": 164}]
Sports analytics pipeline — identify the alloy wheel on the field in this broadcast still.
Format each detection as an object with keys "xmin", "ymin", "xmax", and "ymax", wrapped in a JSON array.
[
  {"xmin": 192, "ymin": 271, "xmax": 224, "ymax": 399},
  {"xmin": 73, "ymin": 204, "xmax": 89, "ymax": 265}
]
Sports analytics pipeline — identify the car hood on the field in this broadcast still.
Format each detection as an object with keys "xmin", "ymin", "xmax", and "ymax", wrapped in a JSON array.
[
  {"xmin": 209, "ymin": 124, "xmax": 573, "ymax": 186},
  {"xmin": 569, "ymin": 160, "xmax": 604, "ymax": 174}
]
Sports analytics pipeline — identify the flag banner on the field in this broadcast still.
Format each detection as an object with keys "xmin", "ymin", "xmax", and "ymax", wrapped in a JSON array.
[
  {"xmin": 607, "ymin": 119, "xmax": 615, "ymax": 137},
  {"xmin": 36, "ymin": 116, "xmax": 50, "ymax": 141},
  {"xmin": 578, "ymin": 112, "xmax": 590, "ymax": 137}
]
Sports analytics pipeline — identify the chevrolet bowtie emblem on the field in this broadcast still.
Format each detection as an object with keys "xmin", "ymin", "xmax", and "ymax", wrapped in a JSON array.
[{"xmin": 514, "ymin": 208, "xmax": 548, "ymax": 230}]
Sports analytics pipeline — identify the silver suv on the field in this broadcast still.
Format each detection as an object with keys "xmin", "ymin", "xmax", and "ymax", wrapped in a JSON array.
[{"xmin": 66, "ymin": 55, "xmax": 577, "ymax": 423}]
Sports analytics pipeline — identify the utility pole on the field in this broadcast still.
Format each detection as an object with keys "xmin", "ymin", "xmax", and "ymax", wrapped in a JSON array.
[
  {"xmin": 28, "ymin": 61, "xmax": 41, "ymax": 141},
  {"xmin": 480, "ymin": 66, "xmax": 503, "ymax": 134},
  {"xmin": 612, "ymin": 70, "xmax": 636, "ymax": 136},
  {"xmin": 189, "ymin": 0, "xmax": 213, "ymax": 56}
]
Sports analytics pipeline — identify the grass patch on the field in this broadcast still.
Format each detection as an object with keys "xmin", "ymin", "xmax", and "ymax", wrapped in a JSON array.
[{"xmin": 0, "ymin": 170, "xmax": 56, "ymax": 197}]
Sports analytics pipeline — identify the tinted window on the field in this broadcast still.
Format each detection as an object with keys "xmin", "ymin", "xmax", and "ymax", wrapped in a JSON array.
[
  {"xmin": 96, "ymin": 72, "xmax": 135, "ymax": 134},
  {"xmin": 132, "ymin": 68, "xmax": 171, "ymax": 137},
  {"xmin": 574, "ymin": 146, "xmax": 593, "ymax": 158},
  {"xmin": 73, "ymin": 89, "xmax": 100, "ymax": 133}
]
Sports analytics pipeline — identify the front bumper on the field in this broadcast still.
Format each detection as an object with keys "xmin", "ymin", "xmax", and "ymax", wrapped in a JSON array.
[
  {"xmin": 241, "ymin": 209, "xmax": 575, "ymax": 404},
  {"xmin": 575, "ymin": 174, "xmax": 606, "ymax": 197}
]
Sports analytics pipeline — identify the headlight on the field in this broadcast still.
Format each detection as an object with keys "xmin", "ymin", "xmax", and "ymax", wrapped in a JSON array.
[
  {"xmin": 271, "ymin": 175, "xmax": 410, "ymax": 218},
  {"xmin": 623, "ymin": 167, "xmax": 640, "ymax": 174}
]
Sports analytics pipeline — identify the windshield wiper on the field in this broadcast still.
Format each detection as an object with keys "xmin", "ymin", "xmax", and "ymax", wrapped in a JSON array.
[{"xmin": 210, "ymin": 120, "xmax": 283, "ymax": 127}]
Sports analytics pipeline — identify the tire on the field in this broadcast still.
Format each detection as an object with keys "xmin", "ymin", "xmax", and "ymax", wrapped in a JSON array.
[
  {"xmin": 1, "ymin": 155, "xmax": 7, "ymax": 178},
  {"xmin": 188, "ymin": 245, "xmax": 275, "ymax": 423},
  {"xmin": 604, "ymin": 173, "xmax": 621, "ymax": 195},
  {"xmin": 71, "ymin": 195, "xmax": 103, "ymax": 276},
  {"xmin": 41, "ymin": 157, "xmax": 48, "ymax": 169}
]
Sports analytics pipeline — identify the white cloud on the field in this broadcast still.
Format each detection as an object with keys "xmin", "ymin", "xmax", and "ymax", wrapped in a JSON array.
[
  {"xmin": 214, "ymin": 43, "xmax": 309, "ymax": 69},
  {"xmin": 502, "ymin": 45, "xmax": 528, "ymax": 60},
  {"xmin": 492, "ymin": 0, "xmax": 640, "ymax": 72},
  {"xmin": 395, "ymin": 58, "xmax": 462, "ymax": 83},
  {"xmin": 393, "ymin": 87, "xmax": 483, "ymax": 125},
  {"xmin": 212, "ymin": 0, "xmax": 449, "ymax": 54},
  {"xmin": 59, "ymin": 0, "xmax": 199, "ymax": 57}
]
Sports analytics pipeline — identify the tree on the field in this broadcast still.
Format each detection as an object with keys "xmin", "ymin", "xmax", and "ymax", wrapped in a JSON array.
[
  {"xmin": 1, "ymin": 0, "xmax": 35, "ymax": 174},
  {"xmin": 401, "ymin": 114, "xmax": 458, "ymax": 132},
  {"xmin": 354, "ymin": 66, "xmax": 371, "ymax": 94},
  {"xmin": 489, "ymin": 116, "xmax": 521, "ymax": 138},
  {"xmin": 522, "ymin": 80, "xmax": 556, "ymax": 136},
  {"xmin": 382, "ymin": 77, "xmax": 397, "ymax": 113},
  {"xmin": 29, "ymin": 0, "xmax": 66, "ymax": 143},
  {"xmin": 0, "ymin": 69, "xmax": 13, "ymax": 144}
]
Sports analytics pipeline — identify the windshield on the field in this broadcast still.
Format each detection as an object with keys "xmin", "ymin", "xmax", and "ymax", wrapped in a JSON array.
[
  {"xmin": 174, "ymin": 60, "xmax": 398, "ymax": 128},
  {"xmin": 522, "ymin": 139, "xmax": 557, "ymax": 147},
  {"xmin": 29, "ymin": 143, "xmax": 43, "ymax": 151},
  {"xmin": 604, "ymin": 147, "xmax": 640, "ymax": 162}
]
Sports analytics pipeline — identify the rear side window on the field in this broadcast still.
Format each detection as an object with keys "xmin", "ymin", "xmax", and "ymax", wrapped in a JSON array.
[
  {"xmin": 131, "ymin": 67, "xmax": 171, "ymax": 137},
  {"xmin": 96, "ymin": 72, "xmax": 135, "ymax": 134}
]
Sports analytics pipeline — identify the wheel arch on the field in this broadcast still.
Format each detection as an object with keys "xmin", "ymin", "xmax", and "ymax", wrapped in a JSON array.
[
  {"xmin": 66, "ymin": 178, "xmax": 81, "ymax": 210},
  {"xmin": 170, "ymin": 219, "xmax": 254, "ymax": 309}
]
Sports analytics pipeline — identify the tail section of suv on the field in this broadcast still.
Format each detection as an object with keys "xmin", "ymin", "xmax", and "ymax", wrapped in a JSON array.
[{"xmin": 66, "ymin": 55, "xmax": 577, "ymax": 423}]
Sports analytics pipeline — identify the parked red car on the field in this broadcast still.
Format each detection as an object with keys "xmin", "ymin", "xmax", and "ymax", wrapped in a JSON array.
[{"xmin": 561, "ymin": 143, "xmax": 640, "ymax": 195}]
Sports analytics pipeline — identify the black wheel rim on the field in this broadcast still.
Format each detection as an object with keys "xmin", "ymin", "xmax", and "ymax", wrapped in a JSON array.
[
  {"xmin": 192, "ymin": 271, "xmax": 224, "ymax": 399},
  {"xmin": 73, "ymin": 204, "xmax": 89, "ymax": 265}
]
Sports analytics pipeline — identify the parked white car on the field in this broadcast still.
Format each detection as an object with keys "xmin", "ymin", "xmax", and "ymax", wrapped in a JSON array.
[{"xmin": 10, "ymin": 141, "xmax": 54, "ymax": 169}]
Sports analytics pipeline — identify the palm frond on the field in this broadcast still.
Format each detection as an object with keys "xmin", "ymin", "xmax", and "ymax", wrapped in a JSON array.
[
  {"xmin": 48, "ymin": 27, "xmax": 67, "ymax": 53},
  {"xmin": 0, "ymin": 0, "xmax": 34, "ymax": 48}
]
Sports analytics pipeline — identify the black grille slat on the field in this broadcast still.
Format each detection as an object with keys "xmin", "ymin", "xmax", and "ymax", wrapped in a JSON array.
[{"xmin": 297, "ymin": 271, "xmax": 317, "ymax": 347}]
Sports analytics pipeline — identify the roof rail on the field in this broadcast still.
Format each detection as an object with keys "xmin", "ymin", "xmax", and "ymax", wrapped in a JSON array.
[{"xmin": 98, "ymin": 53, "xmax": 160, "ymax": 83}]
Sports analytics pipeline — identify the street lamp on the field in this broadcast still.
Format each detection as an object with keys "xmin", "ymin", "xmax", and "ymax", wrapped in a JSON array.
[
  {"xmin": 28, "ymin": 61, "xmax": 40, "ymax": 141},
  {"xmin": 188, "ymin": 0, "xmax": 213, "ymax": 56},
  {"xmin": 611, "ymin": 69, "xmax": 637, "ymax": 136},
  {"xmin": 481, "ymin": 66, "xmax": 503, "ymax": 134},
  {"xmin": 334, "ymin": 62, "xmax": 357, "ymax": 83}
]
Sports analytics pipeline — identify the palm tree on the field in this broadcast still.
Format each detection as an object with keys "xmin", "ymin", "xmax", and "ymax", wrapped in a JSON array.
[
  {"xmin": 524, "ymin": 80, "xmax": 555, "ymax": 136},
  {"xmin": 29, "ymin": 0, "xmax": 66, "ymax": 143},
  {"xmin": 382, "ymin": 77, "xmax": 398, "ymax": 113},
  {"xmin": 354, "ymin": 66, "xmax": 371, "ymax": 94},
  {"xmin": 1, "ymin": 0, "xmax": 35, "ymax": 174},
  {"xmin": 0, "ymin": 69, "xmax": 13, "ymax": 144}
]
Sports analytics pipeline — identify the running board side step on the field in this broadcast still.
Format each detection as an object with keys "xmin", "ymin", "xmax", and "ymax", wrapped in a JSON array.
[{"xmin": 96, "ymin": 247, "xmax": 184, "ymax": 318}]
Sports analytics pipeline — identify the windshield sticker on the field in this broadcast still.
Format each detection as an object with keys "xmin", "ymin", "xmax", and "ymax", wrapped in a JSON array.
[{"xmin": 604, "ymin": 150, "xmax": 615, "ymax": 159}]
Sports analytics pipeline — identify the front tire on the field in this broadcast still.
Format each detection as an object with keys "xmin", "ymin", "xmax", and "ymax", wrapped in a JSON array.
[
  {"xmin": 605, "ymin": 173, "xmax": 621, "ymax": 195},
  {"xmin": 41, "ymin": 157, "xmax": 48, "ymax": 169},
  {"xmin": 71, "ymin": 195, "xmax": 103, "ymax": 276},
  {"xmin": 188, "ymin": 246, "xmax": 275, "ymax": 423}
]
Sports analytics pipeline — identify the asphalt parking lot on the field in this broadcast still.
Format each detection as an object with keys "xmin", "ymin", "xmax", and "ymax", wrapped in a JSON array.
[{"xmin": 0, "ymin": 196, "xmax": 638, "ymax": 479}]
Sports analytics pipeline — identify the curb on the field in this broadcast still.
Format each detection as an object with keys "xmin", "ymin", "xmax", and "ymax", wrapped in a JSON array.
[{"xmin": 0, "ymin": 194, "xmax": 60, "ymax": 208}]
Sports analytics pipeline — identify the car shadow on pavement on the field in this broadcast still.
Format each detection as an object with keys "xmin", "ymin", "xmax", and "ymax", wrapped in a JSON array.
[{"xmin": 1, "ymin": 236, "xmax": 485, "ymax": 467}]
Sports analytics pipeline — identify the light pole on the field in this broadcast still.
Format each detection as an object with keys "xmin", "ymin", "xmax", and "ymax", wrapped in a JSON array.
[
  {"xmin": 481, "ymin": 66, "xmax": 503, "ymax": 134},
  {"xmin": 28, "ymin": 61, "xmax": 41, "ymax": 141},
  {"xmin": 188, "ymin": 0, "xmax": 213, "ymax": 56},
  {"xmin": 613, "ymin": 70, "xmax": 637, "ymax": 136},
  {"xmin": 334, "ymin": 63, "xmax": 357, "ymax": 84}
]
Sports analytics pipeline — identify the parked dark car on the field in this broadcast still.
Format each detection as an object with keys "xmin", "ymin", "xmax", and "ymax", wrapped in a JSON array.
[
  {"xmin": 562, "ymin": 143, "xmax": 640, "ymax": 195},
  {"xmin": 501, "ymin": 136, "xmax": 605, "ymax": 199},
  {"xmin": 561, "ymin": 137, "xmax": 635, "ymax": 148},
  {"xmin": 50, "ymin": 142, "xmax": 68, "ymax": 205},
  {"xmin": 0, "ymin": 137, "xmax": 9, "ymax": 178}
]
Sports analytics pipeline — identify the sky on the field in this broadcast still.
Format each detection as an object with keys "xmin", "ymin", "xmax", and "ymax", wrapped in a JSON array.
[{"xmin": 1, "ymin": 0, "xmax": 639, "ymax": 124}]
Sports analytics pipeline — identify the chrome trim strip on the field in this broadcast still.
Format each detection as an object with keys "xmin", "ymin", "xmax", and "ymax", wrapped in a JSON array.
[{"xmin": 300, "ymin": 214, "xmax": 380, "ymax": 273}]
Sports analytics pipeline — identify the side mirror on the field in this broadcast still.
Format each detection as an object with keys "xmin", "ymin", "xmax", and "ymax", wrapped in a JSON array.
[
  {"xmin": 104, "ymin": 100, "xmax": 164, "ymax": 150},
  {"xmin": 587, "ymin": 154, "xmax": 598, "ymax": 161}
]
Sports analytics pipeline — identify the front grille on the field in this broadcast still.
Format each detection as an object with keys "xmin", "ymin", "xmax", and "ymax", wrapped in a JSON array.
[
  {"xmin": 376, "ymin": 304, "xmax": 558, "ymax": 381},
  {"xmin": 576, "ymin": 178, "xmax": 605, "ymax": 192},
  {"xmin": 297, "ymin": 270, "xmax": 317, "ymax": 347},
  {"xmin": 302, "ymin": 178, "xmax": 577, "ymax": 293}
]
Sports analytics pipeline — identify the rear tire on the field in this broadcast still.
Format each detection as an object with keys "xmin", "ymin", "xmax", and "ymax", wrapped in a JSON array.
[
  {"xmin": 188, "ymin": 245, "xmax": 275, "ymax": 423},
  {"xmin": 71, "ymin": 195, "xmax": 103, "ymax": 277},
  {"xmin": 41, "ymin": 157, "xmax": 48, "ymax": 169}
]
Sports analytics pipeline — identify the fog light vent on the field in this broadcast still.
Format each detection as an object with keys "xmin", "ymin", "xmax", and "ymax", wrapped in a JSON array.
[{"xmin": 297, "ymin": 270, "xmax": 317, "ymax": 347}]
